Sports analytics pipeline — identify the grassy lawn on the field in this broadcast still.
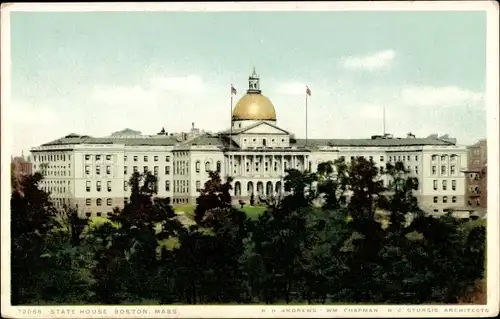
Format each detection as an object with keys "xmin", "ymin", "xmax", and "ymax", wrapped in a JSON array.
[
  {"xmin": 239, "ymin": 205, "xmax": 267, "ymax": 220},
  {"xmin": 173, "ymin": 203, "xmax": 196, "ymax": 216}
]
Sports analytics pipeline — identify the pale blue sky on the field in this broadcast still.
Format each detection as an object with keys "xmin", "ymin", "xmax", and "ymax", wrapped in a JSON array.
[{"xmin": 10, "ymin": 11, "xmax": 486, "ymax": 155}]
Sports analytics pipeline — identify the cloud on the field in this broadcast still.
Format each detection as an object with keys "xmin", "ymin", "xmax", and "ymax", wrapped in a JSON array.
[
  {"xmin": 11, "ymin": 100, "xmax": 59, "ymax": 125},
  {"xmin": 275, "ymin": 82, "xmax": 311, "ymax": 95},
  {"xmin": 341, "ymin": 50, "xmax": 396, "ymax": 71},
  {"xmin": 150, "ymin": 75, "xmax": 204, "ymax": 92},
  {"xmin": 89, "ymin": 74, "xmax": 207, "ymax": 108},
  {"xmin": 399, "ymin": 86, "xmax": 484, "ymax": 107},
  {"xmin": 90, "ymin": 85, "xmax": 158, "ymax": 106},
  {"xmin": 358, "ymin": 103, "xmax": 394, "ymax": 120}
]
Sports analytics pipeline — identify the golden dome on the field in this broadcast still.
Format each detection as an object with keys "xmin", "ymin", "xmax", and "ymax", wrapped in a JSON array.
[{"xmin": 232, "ymin": 93, "xmax": 276, "ymax": 121}]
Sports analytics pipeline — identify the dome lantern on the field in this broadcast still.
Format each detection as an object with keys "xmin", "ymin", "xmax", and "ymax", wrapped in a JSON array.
[{"xmin": 247, "ymin": 66, "xmax": 261, "ymax": 94}]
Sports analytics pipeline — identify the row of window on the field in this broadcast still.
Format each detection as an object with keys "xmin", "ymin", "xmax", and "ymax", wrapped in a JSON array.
[
  {"xmin": 433, "ymin": 196, "xmax": 458, "ymax": 204},
  {"xmin": 431, "ymin": 165, "xmax": 457, "ymax": 175},
  {"xmin": 432, "ymin": 180, "xmax": 457, "ymax": 191},
  {"xmin": 242, "ymin": 137, "xmax": 287, "ymax": 146},
  {"xmin": 42, "ymin": 186, "xmax": 68, "ymax": 193},
  {"xmin": 84, "ymin": 154, "xmax": 173, "ymax": 163},
  {"xmin": 194, "ymin": 161, "xmax": 221, "ymax": 174},
  {"xmin": 124, "ymin": 155, "xmax": 171, "ymax": 162},
  {"xmin": 34, "ymin": 154, "xmax": 71, "ymax": 162},
  {"xmin": 86, "ymin": 198, "xmax": 113, "ymax": 206},
  {"xmin": 431, "ymin": 154, "xmax": 458, "ymax": 162},
  {"xmin": 85, "ymin": 154, "xmax": 114, "ymax": 161},
  {"xmin": 85, "ymin": 212, "xmax": 113, "ymax": 218},
  {"xmin": 85, "ymin": 165, "xmax": 112, "ymax": 176},
  {"xmin": 86, "ymin": 181, "xmax": 112, "ymax": 192}
]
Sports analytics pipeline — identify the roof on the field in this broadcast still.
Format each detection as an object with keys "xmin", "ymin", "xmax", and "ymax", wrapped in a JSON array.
[
  {"xmin": 37, "ymin": 129, "xmax": 458, "ymax": 149},
  {"xmin": 40, "ymin": 134, "xmax": 178, "ymax": 147},
  {"xmin": 292, "ymin": 137, "xmax": 455, "ymax": 148},
  {"xmin": 220, "ymin": 121, "xmax": 290, "ymax": 135}
]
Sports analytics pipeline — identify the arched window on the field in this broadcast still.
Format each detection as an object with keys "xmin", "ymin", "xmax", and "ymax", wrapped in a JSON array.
[
  {"xmin": 96, "ymin": 198, "xmax": 102, "ymax": 206},
  {"xmin": 216, "ymin": 161, "xmax": 221, "ymax": 173}
]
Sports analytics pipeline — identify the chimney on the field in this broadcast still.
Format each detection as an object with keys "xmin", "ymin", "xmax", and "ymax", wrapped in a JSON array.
[{"xmin": 192, "ymin": 122, "xmax": 195, "ymax": 130}]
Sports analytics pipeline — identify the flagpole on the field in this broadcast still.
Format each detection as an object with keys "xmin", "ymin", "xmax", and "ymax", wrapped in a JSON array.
[
  {"xmin": 230, "ymin": 85, "xmax": 233, "ymax": 176},
  {"xmin": 305, "ymin": 91, "xmax": 308, "ymax": 147}
]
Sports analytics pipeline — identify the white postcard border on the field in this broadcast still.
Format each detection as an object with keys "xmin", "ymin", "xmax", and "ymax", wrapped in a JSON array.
[{"xmin": 1, "ymin": 1, "xmax": 499, "ymax": 318}]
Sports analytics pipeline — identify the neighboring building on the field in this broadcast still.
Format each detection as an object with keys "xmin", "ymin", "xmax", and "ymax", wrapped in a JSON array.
[
  {"xmin": 463, "ymin": 139, "xmax": 487, "ymax": 213},
  {"xmin": 30, "ymin": 69, "xmax": 468, "ymax": 217},
  {"xmin": 11, "ymin": 154, "xmax": 33, "ymax": 181}
]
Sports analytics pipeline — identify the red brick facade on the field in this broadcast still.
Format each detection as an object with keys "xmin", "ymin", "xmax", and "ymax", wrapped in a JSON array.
[{"xmin": 464, "ymin": 140, "xmax": 487, "ymax": 210}]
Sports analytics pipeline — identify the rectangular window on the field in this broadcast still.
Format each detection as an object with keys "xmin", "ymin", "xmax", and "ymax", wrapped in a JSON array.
[
  {"xmin": 86, "ymin": 198, "xmax": 91, "ymax": 206},
  {"xmin": 107, "ymin": 198, "xmax": 112, "ymax": 206},
  {"xmin": 124, "ymin": 155, "xmax": 128, "ymax": 161},
  {"xmin": 369, "ymin": 156, "xmax": 373, "ymax": 161},
  {"xmin": 433, "ymin": 180, "xmax": 438, "ymax": 190},
  {"xmin": 165, "ymin": 181, "xmax": 170, "ymax": 192},
  {"xmin": 441, "ymin": 165, "xmax": 446, "ymax": 174},
  {"xmin": 450, "ymin": 165, "xmax": 456, "ymax": 175},
  {"xmin": 433, "ymin": 196, "xmax": 438, "ymax": 203},
  {"xmin": 143, "ymin": 166, "xmax": 148, "ymax": 174},
  {"xmin": 106, "ymin": 165, "xmax": 111, "ymax": 175},
  {"xmin": 124, "ymin": 166, "xmax": 128, "ymax": 175},
  {"xmin": 107, "ymin": 181, "xmax": 112, "ymax": 192},
  {"xmin": 380, "ymin": 156, "xmax": 384, "ymax": 162},
  {"xmin": 96, "ymin": 166, "xmax": 101, "ymax": 175},
  {"xmin": 196, "ymin": 180, "xmax": 201, "ymax": 191},
  {"xmin": 165, "ymin": 166, "xmax": 170, "ymax": 175},
  {"xmin": 166, "ymin": 156, "xmax": 170, "ymax": 162},
  {"xmin": 442, "ymin": 180, "xmax": 447, "ymax": 191},
  {"xmin": 432, "ymin": 166, "xmax": 437, "ymax": 175},
  {"xmin": 134, "ymin": 156, "xmax": 138, "ymax": 162},
  {"xmin": 133, "ymin": 166, "xmax": 138, "ymax": 173},
  {"xmin": 85, "ymin": 165, "xmax": 91, "ymax": 175},
  {"xmin": 415, "ymin": 155, "xmax": 418, "ymax": 161},
  {"xmin": 432, "ymin": 155, "xmax": 437, "ymax": 161},
  {"xmin": 96, "ymin": 181, "xmax": 102, "ymax": 192},
  {"xmin": 85, "ymin": 154, "xmax": 90, "ymax": 160},
  {"xmin": 415, "ymin": 166, "xmax": 418, "ymax": 174},
  {"xmin": 144, "ymin": 156, "xmax": 148, "ymax": 162},
  {"xmin": 106, "ymin": 155, "xmax": 111, "ymax": 161},
  {"xmin": 441, "ymin": 155, "xmax": 446, "ymax": 161},
  {"xmin": 154, "ymin": 156, "xmax": 159, "ymax": 162},
  {"xmin": 452, "ymin": 180, "xmax": 456, "ymax": 191},
  {"xmin": 443, "ymin": 196, "xmax": 448, "ymax": 203},
  {"xmin": 86, "ymin": 181, "xmax": 91, "ymax": 192},
  {"xmin": 154, "ymin": 166, "xmax": 159, "ymax": 175},
  {"xmin": 124, "ymin": 181, "xmax": 128, "ymax": 191},
  {"xmin": 124, "ymin": 197, "xmax": 129, "ymax": 205},
  {"xmin": 96, "ymin": 155, "xmax": 101, "ymax": 161},
  {"xmin": 196, "ymin": 161, "xmax": 200, "ymax": 173}
]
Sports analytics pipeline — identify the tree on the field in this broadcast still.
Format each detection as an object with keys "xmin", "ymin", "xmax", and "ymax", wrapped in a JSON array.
[
  {"xmin": 90, "ymin": 172, "xmax": 183, "ymax": 303},
  {"xmin": 11, "ymin": 172, "xmax": 58, "ymax": 304},
  {"xmin": 175, "ymin": 171, "xmax": 251, "ymax": 303}
]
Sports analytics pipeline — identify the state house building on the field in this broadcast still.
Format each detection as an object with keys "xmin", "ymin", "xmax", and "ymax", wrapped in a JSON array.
[{"xmin": 30, "ymin": 69, "xmax": 468, "ymax": 217}]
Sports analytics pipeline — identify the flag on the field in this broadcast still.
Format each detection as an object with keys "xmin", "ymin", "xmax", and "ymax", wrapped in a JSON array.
[
  {"xmin": 231, "ymin": 85, "xmax": 237, "ymax": 95},
  {"xmin": 306, "ymin": 86, "xmax": 311, "ymax": 96}
]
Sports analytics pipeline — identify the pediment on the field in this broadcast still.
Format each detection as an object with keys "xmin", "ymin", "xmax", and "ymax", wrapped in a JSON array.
[{"xmin": 242, "ymin": 122, "xmax": 289, "ymax": 135}]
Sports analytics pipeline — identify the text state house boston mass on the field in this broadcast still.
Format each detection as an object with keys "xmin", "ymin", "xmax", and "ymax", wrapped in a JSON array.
[{"xmin": 30, "ymin": 69, "xmax": 468, "ymax": 217}]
